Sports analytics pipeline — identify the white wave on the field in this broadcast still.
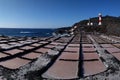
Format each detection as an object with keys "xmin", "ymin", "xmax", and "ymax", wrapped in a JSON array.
[{"xmin": 20, "ymin": 31, "xmax": 31, "ymax": 34}]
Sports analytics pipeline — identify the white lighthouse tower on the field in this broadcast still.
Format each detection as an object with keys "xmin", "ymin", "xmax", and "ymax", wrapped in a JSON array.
[{"xmin": 98, "ymin": 13, "xmax": 102, "ymax": 25}]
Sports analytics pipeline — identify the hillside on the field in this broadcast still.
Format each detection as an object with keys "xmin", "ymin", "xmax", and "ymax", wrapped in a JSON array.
[
  {"xmin": 73, "ymin": 15, "xmax": 120, "ymax": 36},
  {"xmin": 54, "ymin": 15, "xmax": 120, "ymax": 37}
]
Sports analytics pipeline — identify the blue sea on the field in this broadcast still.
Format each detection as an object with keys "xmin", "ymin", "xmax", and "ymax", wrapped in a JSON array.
[{"xmin": 0, "ymin": 28, "xmax": 55, "ymax": 37}]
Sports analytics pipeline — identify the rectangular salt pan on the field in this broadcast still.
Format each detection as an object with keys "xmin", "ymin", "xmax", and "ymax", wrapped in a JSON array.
[
  {"xmin": 23, "ymin": 52, "xmax": 41, "ymax": 59},
  {"xmin": 0, "ymin": 58, "xmax": 30, "ymax": 69}
]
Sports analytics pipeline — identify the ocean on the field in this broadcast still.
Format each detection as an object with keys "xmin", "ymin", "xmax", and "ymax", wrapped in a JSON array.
[{"xmin": 0, "ymin": 28, "xmax": 55, "ymax": 37}]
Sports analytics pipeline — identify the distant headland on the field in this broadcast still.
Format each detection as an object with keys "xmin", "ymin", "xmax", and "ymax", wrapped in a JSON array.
[{"xmin": 55, "ymin": 14, "xmax": 120, "ymax": 37}]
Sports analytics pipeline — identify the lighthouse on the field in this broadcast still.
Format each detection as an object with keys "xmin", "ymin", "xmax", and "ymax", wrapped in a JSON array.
[{"xmin": 98, "ymin": 13, "xmax": 102, "ymax": 25}]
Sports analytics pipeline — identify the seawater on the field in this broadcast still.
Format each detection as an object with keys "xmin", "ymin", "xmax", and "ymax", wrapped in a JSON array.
[{"xmin": 0, "ymin": 28, "xmax": 55, "ymax": 37}]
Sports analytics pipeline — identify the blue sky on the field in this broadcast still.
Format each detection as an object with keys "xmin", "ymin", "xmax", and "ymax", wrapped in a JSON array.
[{"xmin": 0, "ymin": 0, "xmax": 120, "ymax": 28}]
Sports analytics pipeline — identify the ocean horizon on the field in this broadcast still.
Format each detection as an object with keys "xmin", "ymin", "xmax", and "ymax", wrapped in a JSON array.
[{"xmin": 0, "ymin": 28, "xmax": 55, "ymax": 37}]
